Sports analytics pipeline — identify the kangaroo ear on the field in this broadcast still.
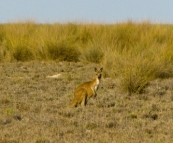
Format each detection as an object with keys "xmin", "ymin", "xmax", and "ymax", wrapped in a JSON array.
[
  {"xmin": 94, "ymin": 67, "xmax": 98, "ymax": 72},
  {"xmin": 100, "ymin": 67, "xmax": 103, "ymax": 72}
]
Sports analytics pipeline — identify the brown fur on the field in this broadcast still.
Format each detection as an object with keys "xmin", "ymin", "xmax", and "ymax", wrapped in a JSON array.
[{"xmin": 69, "ymin": 67, "xmax": 103, "ymax": 107}]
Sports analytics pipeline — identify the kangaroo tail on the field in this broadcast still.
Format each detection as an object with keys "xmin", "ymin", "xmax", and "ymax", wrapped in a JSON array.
[{"xmin": 69, "ymin": 101, "xmax": 77, "ymax": 107}]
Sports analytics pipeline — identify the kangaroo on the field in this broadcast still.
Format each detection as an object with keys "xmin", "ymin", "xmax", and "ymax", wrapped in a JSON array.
[{"xmin": 69, "ymin": 67, "xmax": 103, "ymax": 107}]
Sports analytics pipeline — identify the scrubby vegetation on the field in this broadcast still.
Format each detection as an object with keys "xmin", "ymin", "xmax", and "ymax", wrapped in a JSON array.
[
  {"xmin": 1, "ymin": 62, "xmax": 173, "ymax": 143},
  {"xmin": 1, "ymin": 21, "xmax": 173, "ymax": 93},
  {"xmin": 1, "ymin": 21, "xmax": 173, "ymax": 142}
]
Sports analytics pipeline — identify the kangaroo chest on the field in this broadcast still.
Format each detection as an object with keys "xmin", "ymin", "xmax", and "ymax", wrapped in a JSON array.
[{"xmin": 94, "ymin": 78, "xmax": 100, "ymax": 91}]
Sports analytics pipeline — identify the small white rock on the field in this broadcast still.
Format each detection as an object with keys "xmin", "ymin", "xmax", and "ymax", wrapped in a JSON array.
[{"xmin": 46, "ymin": 74, "xmax": 61, "ymax": 79}]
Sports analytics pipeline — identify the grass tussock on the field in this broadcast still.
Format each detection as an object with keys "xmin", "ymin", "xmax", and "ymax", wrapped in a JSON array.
[
  {"xmin": 80, "ymin": 41, "xmax": 104, "ymax": 63},
  {"xmin": 1, "ymin": 21, "xmax": 173, "ymax": 93}
]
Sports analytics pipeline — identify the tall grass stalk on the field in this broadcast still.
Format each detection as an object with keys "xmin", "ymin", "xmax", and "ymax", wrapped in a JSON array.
[{"xmin": 1, "ymin": 21, "xmax": 173, "ymax": 93}]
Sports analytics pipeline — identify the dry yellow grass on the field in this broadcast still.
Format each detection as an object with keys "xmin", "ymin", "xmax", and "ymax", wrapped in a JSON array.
[
  {"xmin": 1, "ymin": 62, "xmax": 173, "ymax": 143},
  {"xmin": 0, "ymin": 21, "xmax": 173, "ymax": 94},
  {"xmin": 1, "ymin": 22, "xmax": 173, "ymax": 143}
]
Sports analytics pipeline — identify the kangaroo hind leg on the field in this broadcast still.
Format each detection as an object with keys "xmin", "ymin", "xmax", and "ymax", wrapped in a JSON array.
[{"xmin": 81, "ymin": 94, "xmax": 87, "ymax": 107}]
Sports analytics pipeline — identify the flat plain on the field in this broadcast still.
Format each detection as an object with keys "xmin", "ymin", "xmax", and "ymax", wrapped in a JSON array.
[{"xmin": 0, "ymin": 61, "xmax": 173, "ymax": 143}]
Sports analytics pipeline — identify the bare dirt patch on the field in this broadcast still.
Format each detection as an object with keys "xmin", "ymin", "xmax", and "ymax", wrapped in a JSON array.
[{"xmin": 0, "ymin": 61, "xmax": 173, "ymax": 143}]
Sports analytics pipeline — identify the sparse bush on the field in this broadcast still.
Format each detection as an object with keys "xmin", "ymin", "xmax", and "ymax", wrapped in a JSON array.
[
  {"xmin": 46, "ymin": 40, "xmax": 79, "ymax": 62},
  {"xmin": 80, "ymin": 41, "xmax": 104, "ymax": 63},
  {"xmin": 13, "ymin": 46, "xmax": 34, "ymax": 61},
  {"xmin": 102, "ymin": 42, "xmax": 173, "ymax": 94}
]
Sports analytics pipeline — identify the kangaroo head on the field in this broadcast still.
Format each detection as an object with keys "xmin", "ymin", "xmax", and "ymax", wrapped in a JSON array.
[{"xmin": 94, "ymin": 67, "xmax": 103, "ymax": 79}]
